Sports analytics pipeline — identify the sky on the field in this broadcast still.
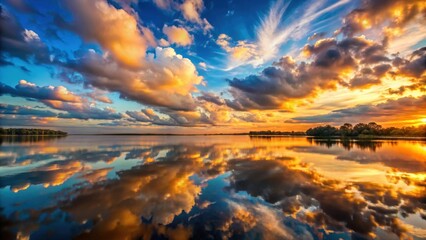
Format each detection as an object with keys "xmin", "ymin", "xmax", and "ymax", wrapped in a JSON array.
[{"xmin": 0, "ymin": 0, "xmax": 425, "ymax": 134}]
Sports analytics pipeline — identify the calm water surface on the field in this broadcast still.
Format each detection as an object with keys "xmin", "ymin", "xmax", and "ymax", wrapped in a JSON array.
[{"xmin": 0, "ymin": 136, "xmax": 425, "ymax": 240}]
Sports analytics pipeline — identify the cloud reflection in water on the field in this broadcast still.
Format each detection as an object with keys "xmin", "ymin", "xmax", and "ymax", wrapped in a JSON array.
[{"xmin": 0, "ymin": 136, "xmax": 425, "ymax": 239}]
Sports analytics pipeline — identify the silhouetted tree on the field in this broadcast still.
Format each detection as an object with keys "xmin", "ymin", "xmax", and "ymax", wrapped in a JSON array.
[{"xmin": 306, "ymin": 123, "xmax": 425, "ymax": 137}]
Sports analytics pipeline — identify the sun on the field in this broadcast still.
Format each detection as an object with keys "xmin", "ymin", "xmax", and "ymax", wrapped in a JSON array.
[{"xmin": 421, "ymin": 118, "xmax": 426, "ymax": 124}]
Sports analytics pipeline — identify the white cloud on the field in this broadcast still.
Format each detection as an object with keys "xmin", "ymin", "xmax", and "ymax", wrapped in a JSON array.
[
  {"xmin": 22, "ymin": 29, "xmax": 40, "ymax": 42},
  {"xmin": 217, "ymin": 0, "xmax": 351, "ymax": 69}
]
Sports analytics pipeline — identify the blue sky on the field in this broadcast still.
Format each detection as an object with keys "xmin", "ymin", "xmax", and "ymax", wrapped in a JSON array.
[{"xmin": 1, "ymin": 0, "xmax": 425, "ymax": 133}]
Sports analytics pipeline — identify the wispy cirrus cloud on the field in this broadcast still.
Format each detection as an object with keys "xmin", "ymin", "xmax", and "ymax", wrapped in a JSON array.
[{"xmin": 217, "ymin": 0, "xmax": 351, "ymax": 69}]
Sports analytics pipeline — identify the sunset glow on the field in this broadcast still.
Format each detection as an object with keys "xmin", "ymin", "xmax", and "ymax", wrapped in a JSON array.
[{"xmin": 0, "ymin": 0, "xmax": 425, "ymax": 133}]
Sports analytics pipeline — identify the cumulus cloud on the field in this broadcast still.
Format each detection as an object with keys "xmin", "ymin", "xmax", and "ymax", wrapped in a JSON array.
[
  {"xmin": 338, "ymin": 0, "xmax": 426, "ymax": 55},
  {"xmin": 48, "ymin": 101, "xmax": 122, "ymax": 120},
  {"xmin": 395, "ymin": 47, "xmax": 426, "ymax": 78},
  {"xmin": 85, "ymin": 89, "xmax": 113, "ymax": 104},
  {"xmin": 1, "ymin": 81, "xmax": 123, "ymax": 121},
  {"xmin": 162, "ymin": 25, "xmax": 193, "ymax": 46},
  {"xmin": 65, "ymin": 0, "xmax": 155, "ymax": 69},
  {"xmin": 126, "ymin": 109, "xmax": 174, "ymax": 126},
  {"xmin": 153, "ymin": 0, "xmax": 212, "ymax": 33},
  {"xmin": 339, "ymin": 0, "xmax": 426, "ymax": 36},
  {"xmin": 1, "ymin": 80, "xmax": 81, "ymax": 102},
  {"xmin": 120, "ymin": 94, "xmax": 242, "ymax": 127},
  {"xmin": 225, "ymin": 35, "xmax": 397, "ymax": 110},
  {"xmin": 179, "ymin": 0, "xmax": 212, "ymax": 32},
  {"xmin": 197, "ymin": 91, "xmax": 225, "ymax": 106},
  {"xmin": 65, "ymin": 47, "xmax": 203, "ymax": 111},
  {"xmin": 126, "ymin": 107, "xmax": 213, "ymax": 127},
  {"xmin": 289, "ymin": 96, "xmax": 426, "ymax": 124}
]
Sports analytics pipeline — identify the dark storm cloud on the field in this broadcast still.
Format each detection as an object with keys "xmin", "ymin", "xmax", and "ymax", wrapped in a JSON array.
[{"xmin": 289, "ymin": 96, "xmax": 426, "ymax": 123}]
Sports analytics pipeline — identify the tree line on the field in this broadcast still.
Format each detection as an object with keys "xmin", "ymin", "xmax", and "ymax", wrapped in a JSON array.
[
  {"xmin": 0, "ymin": 128, "xmax": 67, "ymax": 136},
  {"xmin": 306, "ymin": 122, "xmax": 426, "ymax": 137}
]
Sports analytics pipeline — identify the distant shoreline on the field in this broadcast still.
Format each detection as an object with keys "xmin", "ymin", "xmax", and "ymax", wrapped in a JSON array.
[
  {"xmin": 1, "ymin": 124, "xmax": 425, "ymax": 139},
  {"xmin": 1, "ymin": 134, "xmax": 424, "ymax": 141}
]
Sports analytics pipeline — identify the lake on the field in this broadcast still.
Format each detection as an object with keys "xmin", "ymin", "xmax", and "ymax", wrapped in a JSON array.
[{"xmin": 0, "ymin": 135, "xmax": 425, "ymax": 240}]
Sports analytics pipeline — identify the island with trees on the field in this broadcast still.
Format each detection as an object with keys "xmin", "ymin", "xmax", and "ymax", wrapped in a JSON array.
[
  {"xmin": 306, "ymin": 122, "xmax": 426, "ymax": 138},
  {"xmin": 0, "ymin": 128, "xmax": 68, "ymax": 136}
]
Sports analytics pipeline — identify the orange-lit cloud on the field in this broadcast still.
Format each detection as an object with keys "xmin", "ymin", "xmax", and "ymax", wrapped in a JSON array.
[
  {"xmin": 1, "ymin": 80, "xmax": 81, "ymax": 102},
  {"xmin": 216, "ymin": 34, "xmax": 257, "ymax": 63},
  {"xmin": 67, "ymin": 47, "xmax": 203, "ymax": 111},
  {"xmin": 340, "ymin": 0, "xmax": 426, "ymax": 36},
  {"xmin": 66, "ymin": 0, "xmax": 155, "ymax": 69},
  {"xmin": 290, "ymin": 96, "xmax": 426, "ymax": 124},
  {"xmin": 0, "ymin": 160, "xmax": 83, "ymax": 192},
  {"xmin": 163, "ymin": 25, "xmax": 193, "ymax": 46}
]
